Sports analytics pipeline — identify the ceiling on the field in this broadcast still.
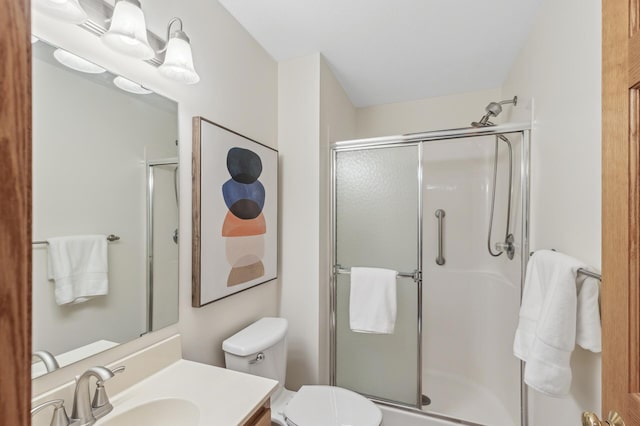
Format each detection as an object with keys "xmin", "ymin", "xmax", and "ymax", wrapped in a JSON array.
[{"xmin": 217, "ymin": 0, "xmax": 542, "ymax": 107}]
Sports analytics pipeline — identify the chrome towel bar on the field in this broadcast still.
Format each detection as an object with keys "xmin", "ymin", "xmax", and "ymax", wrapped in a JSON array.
[
  {"xmin": 32, "ymin": 234, "xmax": 120, "ymax": 246},
  {"xmin": 333, "ymin": 265, "xmax": 421, "ymax": 282},
  {"xmin": 577, "ymin": 268, "xmax": 601, "ymax": 281},
  {"xmin": 529, "ymin": 250, "xmax": 601, "ymax": 281}
]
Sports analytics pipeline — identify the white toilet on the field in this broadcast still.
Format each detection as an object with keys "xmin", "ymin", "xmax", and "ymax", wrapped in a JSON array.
[{"xmin": 223, "ymin": 317, "xmax": 382, "ymax": 426}]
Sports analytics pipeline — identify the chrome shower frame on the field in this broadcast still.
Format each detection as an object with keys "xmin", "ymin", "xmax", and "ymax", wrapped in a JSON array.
[
  {"xmin": 145, "ymin": 158, "xmax": 178, "ymax": 333},
  {"xmin": 329, "ymin": 122, "xmax": 531, "ymax": 426}
]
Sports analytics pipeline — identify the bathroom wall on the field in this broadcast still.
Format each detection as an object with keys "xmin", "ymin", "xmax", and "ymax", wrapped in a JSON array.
[
  {"xmin": 278, "ymin": 53, "xmax": 322, "ymax": 388},
  {"xmin": 356, "ymin": 88, "xmax": 502, "ymax": 138},
  {"xmin": 318, "ymin": 58, "xmax": 358, "ymax": 383},
  {"xmin": 31, "ymin": 0, "xmax": 279, "ymax": 390},
  {"xmin": 501, "ymin": 0, "xmax": 602, "ymax": 423},
  {"xmin": 278, "ymin": 53, "xmax": 356, "ymax": 389}
]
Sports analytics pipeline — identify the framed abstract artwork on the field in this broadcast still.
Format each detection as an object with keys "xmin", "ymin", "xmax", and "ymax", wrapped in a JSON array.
[{"xmin": 192, "ymin": 117, "xmax": 278, "ymax": 307}]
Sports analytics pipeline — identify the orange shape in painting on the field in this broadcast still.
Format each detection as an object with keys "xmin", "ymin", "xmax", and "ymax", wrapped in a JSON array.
[{"xmin": 222, "ymin": 211, "xmax": 266, "ymax": 237}]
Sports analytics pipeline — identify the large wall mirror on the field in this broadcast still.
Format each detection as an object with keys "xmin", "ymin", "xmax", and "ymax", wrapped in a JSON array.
[{"xmin": 31, "ymin": 38, "xmax": 179, "ymax": 379}]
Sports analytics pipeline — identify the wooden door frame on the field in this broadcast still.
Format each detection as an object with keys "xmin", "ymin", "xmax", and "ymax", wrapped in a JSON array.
[
  {"xmin": 602, "ymin": 0, "xmax": 640, "ymax": 423},
  {"xmin": 0, "ymin": 0, "xmax": 32, "ymax": 424}
]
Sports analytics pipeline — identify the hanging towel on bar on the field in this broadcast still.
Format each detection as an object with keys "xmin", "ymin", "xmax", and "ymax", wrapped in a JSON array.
[
  {"xmin": 47, "ymin": 235, "xmax": 109, "ymax": 305},
  {"xmin": 513, "ymin": 250, "xmax": 601, "ymax": 397},
  {"xmin": 349, "ymin": 267, "xmax": 398, "ymax": 334}
]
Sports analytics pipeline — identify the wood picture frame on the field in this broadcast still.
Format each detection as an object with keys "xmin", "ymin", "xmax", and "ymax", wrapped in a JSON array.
[{"xmin": 192, "ymin": 117, "xmax": 278, "ymax": 307}]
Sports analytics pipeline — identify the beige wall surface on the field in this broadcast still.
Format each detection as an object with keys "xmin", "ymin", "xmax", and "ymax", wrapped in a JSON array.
[
  {"xmin": 502, "ymin": 0, "xmax": 602, "ymax": 423},
  {"xmin": 318, "ymin": 58, "xmax": 357, "ymax": 384},
  {"xmin": 356, "ymin": 88, "xmax": 502, "ymax": 139},
  {"xmin": 278, "ymin": 54, "xmax": 322, "ymax": 389},
  {"xmin": 277, "ymin": 54, "xmax": 356, "ymax": 389}
]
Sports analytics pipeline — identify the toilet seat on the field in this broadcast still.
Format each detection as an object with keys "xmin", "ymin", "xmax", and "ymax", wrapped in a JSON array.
[{"xmin": 283, "ymin": 385, "xmax": 382, "ymax": 426}]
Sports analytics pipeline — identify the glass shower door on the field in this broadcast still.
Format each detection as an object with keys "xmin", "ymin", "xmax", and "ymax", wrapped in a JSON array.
[{"xmin": 334, "ymin": 144, "xmax": 421, "ymax": 407}]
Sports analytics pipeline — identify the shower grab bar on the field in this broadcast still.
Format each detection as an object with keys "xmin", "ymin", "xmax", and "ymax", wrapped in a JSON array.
[
  {"xmin": 32, "ymin": 234, "xmax": 120, "ymax": 246},
  {"xmin": 435, "ymin": 209, "xmax": 445, "ymax": 266},
  {"xmin": 333, "ymin": 265, "xmax": 421, "ymax": 282}
]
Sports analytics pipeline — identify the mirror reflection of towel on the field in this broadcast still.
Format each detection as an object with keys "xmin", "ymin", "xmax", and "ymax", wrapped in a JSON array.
[{"xmin": 47, "ymin": 235, "xmax": 109, "ymax": 305}]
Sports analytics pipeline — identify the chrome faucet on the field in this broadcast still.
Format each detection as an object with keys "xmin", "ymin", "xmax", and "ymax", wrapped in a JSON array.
[
  {"xmin": 31, "ymin": 399, "xmax": 72, "ymax": 426},
  {"xmin": 33, "ymin": 350, "xmax": 60, "ymax": 373},
  {"xmin": 71, "ymin": 366, "xmax": 115, "ymax": 426}
]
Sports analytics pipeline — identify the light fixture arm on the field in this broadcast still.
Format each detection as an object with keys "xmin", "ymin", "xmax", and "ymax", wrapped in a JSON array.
[{"xmin": 158, "ymin": 17, "xmax": 188, "ymax": 53}]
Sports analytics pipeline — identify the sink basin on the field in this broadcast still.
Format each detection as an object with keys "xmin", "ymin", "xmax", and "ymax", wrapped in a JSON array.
[{"xmin": 99, "ymin": 398, "xmax": 199, "ymax": 426}]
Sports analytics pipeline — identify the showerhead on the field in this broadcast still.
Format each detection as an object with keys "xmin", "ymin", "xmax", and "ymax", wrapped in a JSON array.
[
  {"xmin": 471, "ymin": 96, "xmax": 518, "ymax": 127},
  {"xmin": 485, "ymin": 102, "xmax": 504, "ymax": 116}
]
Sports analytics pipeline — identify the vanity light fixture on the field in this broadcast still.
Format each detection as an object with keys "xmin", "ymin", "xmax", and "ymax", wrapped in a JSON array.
[
  {"xmin": 101, "ymin": 0, "xmax": 154, "ymax": 60},
  {"xmin": 54, "ymin": 49, "xmax": 106, "ymax": 74},
  {"xmin": 158, "ymin": 18, "xmax": 200, "ymax": 85},
  {"xmin": 32, "ymin": 0, "xmax": 88, "ymax": 24},
  {"xmin": 32, "ymin": 0, "xmax": 200, "ymax": 85},
  {"xmin": 113, "ymin": 76, "xmax": 153, "ymax": 94}
]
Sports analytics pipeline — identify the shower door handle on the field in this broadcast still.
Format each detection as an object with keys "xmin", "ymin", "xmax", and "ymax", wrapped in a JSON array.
[{"xmin": 435, "ymin": 209, "xmax": 445, "ymax": 266}]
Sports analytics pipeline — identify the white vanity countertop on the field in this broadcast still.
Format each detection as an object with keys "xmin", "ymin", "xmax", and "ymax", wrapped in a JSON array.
[{"xmin": 99, "ymin": 359, "xmax": 278, "ymax": 425}]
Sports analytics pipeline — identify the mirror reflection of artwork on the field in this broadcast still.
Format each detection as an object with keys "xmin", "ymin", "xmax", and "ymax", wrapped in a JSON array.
[{"xmin": 192, "ymin": 118, "xmax": 278, "ymax": 306}]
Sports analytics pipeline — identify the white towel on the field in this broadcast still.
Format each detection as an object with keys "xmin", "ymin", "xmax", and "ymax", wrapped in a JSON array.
[
  {"xmin": 513, "ymin": 250, "xmax": 601, "ymax": 397},
  {"xmin": 349, "ymin": 267, "xmax": 397, "ymax": 334},
  {"xmin": 47, "ymin": 235, "xmax": 109, "ymax": 305}
]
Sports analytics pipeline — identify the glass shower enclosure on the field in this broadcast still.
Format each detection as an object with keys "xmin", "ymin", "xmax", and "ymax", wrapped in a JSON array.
[{"xmin": 330, "ymin": 124, "xmax": 531, "ymax": 426}]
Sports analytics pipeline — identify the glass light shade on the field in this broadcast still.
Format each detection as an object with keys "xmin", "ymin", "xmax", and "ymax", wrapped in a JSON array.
[
  {"xmin": 101, "ymin": 0, "xmax": 154, "ymax": 60},
  {"xmin": 113, "ymin": 76, "xmax": 153, "ymax": 95},
  {"xmin": 158, "ymin": 37, "xmax": 200, "ymax": 84},
  {"xmin": 33, "ymin": 0, "xmax": 88, "ymax": 24},
  {"xmin": 53, "ymin": 49, "xmax": 106, "ymax": 74}
]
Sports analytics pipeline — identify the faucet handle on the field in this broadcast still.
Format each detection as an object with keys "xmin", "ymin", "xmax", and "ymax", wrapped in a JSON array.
[
  {"xmin": 31, "ymin": 399, "xmax": 71, "ymax": 426},
  {"xmin": 91, "ymin": 366, "xmax": 125, "ymax": 419}
]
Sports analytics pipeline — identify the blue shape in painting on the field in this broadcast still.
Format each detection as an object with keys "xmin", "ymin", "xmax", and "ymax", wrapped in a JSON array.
[
  {"xmin": 222, "ymin": 179, "xmax": 265, "ymax": 213},
  {"xmin": 227, "ymin": 147, "xmax": 263, "ymax": 184}
]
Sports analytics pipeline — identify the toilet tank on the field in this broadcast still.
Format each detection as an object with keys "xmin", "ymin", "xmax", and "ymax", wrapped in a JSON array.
[{"xmin": 223, "ymin": 317, "xmax": 288, "ymax": 389}]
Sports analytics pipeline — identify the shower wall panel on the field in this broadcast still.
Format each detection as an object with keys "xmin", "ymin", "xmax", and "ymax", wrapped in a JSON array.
[{"xmin": 421, "ymin": 135, "xmax": 522, "ymax": 426}]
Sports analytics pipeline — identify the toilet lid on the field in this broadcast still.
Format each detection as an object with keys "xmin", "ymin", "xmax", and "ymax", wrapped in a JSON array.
[{"xmin": 283, "ymin": 385, "xmax": 382, "ymax": 426}]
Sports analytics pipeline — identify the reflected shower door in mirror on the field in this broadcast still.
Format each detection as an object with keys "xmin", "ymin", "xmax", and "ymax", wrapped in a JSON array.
[{"xmin": 31, "ymin": 39, "xmax": 179, "ymax": 379}]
